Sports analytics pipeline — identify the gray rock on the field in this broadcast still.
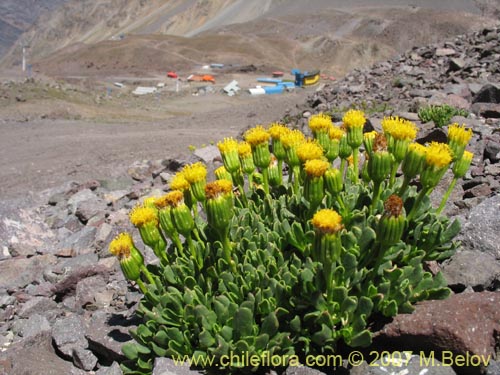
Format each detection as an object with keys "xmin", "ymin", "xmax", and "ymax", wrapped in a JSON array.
[
  {"xmin": 98, "ymin": 176, "xmax": 135, "ymax": 191},
  {"xmin": 75, "ymin": 274, "xmax": 108, "ymax": 309},
  {"xmin": 435, "ymin": 47, "xmax": 457, "ymax": 57},
  {"xmin": 486, "ymin": 360, "xmax": 500, "ymax": 375},
  {"xmin": 52, "ymin": 314, "xmax": 88, "ymax": 358},
  {"xmin": 57, "ymin": 226, "xmax": 97, "ymax": 256},
  {"xmin": 0, "ymin": 254, "xmax": 58, "ymax": 289},
  {"xmin": 127, "ymin": 160, "xmax": 155, "ymax": 181},
  {"xmin": 375, "ymin": 292, "xmax": 500, "ymax": 359},
  {"xmin": 85, "ymin": 311, "xmax": 133, "ymax": 363},
  {"xmin": 484, "ymin": 139, "xmax": 500, "ymax": 163},
  {"xmin": 350, "ymin": 355, "xmax": 457, "ymax": 375},
  {"xmin": 471, "ymin": 102, "xmax": 500, "ymax": 118},
  {"xmin": 0, "ymin": 331, "xmax": 73, "ymax": 375},
  {"xmin": 472, "ymin": 83, "xmax": 500, "ymax": 104},
  {"xmin": 75, "ymin": 196, "xmax": 107, "ymax": 223},
  {"xmin": 459, "ymin": 194, "xmax": 500, "ymax": 258},
  {"xmin": 96, "ymin": 362, "xmax": 123, "ymax": 375},
  {"xmin": 18, "ymin": 296, "xmax": 58, "ymax": 318},
  {"xmin": 0, "ymin": 294, "xmax": 16, "ymax": 308},
  {"xmin": 193, "ymin": 145, "xmax": 220, "ymax": 164},
  {"xmin": 18, "ymin": 314, "xmax": 52, "ymax": 339},
  {"xmin": 153, "ymin": 357, "xmax": 203, "ymax": 375},
  {"xmin": 442, "ymin": 250, "xmax": 500, "ymax": 291},
  {"xmin": 285, "ymin": 366, "xmax": 328, "ymax": 374},
  {"xmin": 68, "ymin": 189, "xmax": 98, "ymax": 214},
  {"xmin": 55, "ymin": 253, "xmax": 100, "ymax": 274},
  {"xmin": 72, "ymin": 347, "xmax": 98, "ymax": 371}
]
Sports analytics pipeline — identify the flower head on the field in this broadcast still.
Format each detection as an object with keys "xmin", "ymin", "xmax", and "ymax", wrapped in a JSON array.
[
  {"xmin": 268, "ymin": 123, "xmax": 290, "ymax": 140},
  {"xmin": 329, "ymin": 126, "xmax": 345, "ymax": 140},
  {"xmin": 205, "ymin": 179, "xmax": 233, "ymax": 200},
  {"xmin": 296, "ymin": 139, "xmax": 324, "ymax": 162},
  {"xmin": 453, "ymin": 150, "xmax": 473, "ymax": 178},
  {"xmin": 448, "ymin": 123, "xmax": 472, "ymax": 147},
  {"xmin": 237, "ymin": 141, "xmax": 252, "ymax": 158},
  {"xmin": 109, "ymin": 232, "xmax": 134, "ymax": 258},
  {"xmin": 382, "ymin": 116, "xmax": 418, "ymax": 141},
  {"xmin": 217, "ymin": 137, "xmax": 239, "ymax": 155},
  {"xmin": 169, "ymin": 172, "xmax": 190, "ymax": 191},
  {"xmin": 244, "ymin": 125, "xmax": 270, "ymax": 147},
  {"xmin": 155, "ymin": 191, "xmax": 184, "ymax": 209},
  {"xmin": 309, "ymin": 113, "xmax": 332, "ymax": 133},
  {"xmin": 425, "ymin": 142, "xmax": 453, "ymax": 169},
  {"xmin": 129, "ymin": 205, "xmax": 158, "ymax": 227},
  {"xmin": 342, "ymin": 109, "xmax": 366, "ymax": 129},
  {"xmin": 383, "ymin": 195, "xmax": 404, "ymax": 218},
  {"xmin": 304, "ymin": 159, "xmax": 330, "ymax": 177},
  {"xmin": 182, "ymin": 162, "xmax": 207, "ymax": 184},
  {"xmin": 311, "ymin": 209, "xmax": 344, "ymax": 235},
  {"xmin": 281, "ymin": 129, "xmax": 306, "ymax": 149}
]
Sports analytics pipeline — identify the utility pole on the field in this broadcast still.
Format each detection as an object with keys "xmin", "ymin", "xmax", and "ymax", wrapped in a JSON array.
[{"xmin": 22, "ymin": 45, "xmax": 30, "ymax": 72}]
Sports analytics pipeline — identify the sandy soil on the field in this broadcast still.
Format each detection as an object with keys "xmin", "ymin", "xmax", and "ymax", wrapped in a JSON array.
[{"xmin": 0, "ymin": 85, "xmax": 309, "ymax": 200}]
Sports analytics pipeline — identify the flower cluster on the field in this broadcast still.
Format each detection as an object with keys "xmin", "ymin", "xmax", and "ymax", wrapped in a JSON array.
[{"xmin": 111, "ymin": 111, "xmax": 472, "ymax": 375}]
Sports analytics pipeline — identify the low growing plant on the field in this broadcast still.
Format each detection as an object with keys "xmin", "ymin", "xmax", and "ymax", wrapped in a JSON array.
[
  {"xmin": 418, "ymin": 104, "xmax": 469, "ymax": 128},
  {"xmin": 109, "ymin": 112, "xmax": 473, "ymax": 374}
]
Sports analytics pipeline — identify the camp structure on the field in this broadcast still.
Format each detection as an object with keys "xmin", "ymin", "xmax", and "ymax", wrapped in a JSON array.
[
  {"xmin": 187, "ymin": 74, "xmax": 215, "ymax": 83},
  {"xmin": 292, "ymin": 69, "xmax": 320, "ymax": 87},
  {"xmin": 167, "ymin": 71, "xmax": 178, "ymax": 79}
]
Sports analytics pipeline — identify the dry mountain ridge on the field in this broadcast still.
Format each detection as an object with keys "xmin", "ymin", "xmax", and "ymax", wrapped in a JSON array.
[{"xmin": 2, "ymin": 0, "xmax": 499, "ymax": 78}]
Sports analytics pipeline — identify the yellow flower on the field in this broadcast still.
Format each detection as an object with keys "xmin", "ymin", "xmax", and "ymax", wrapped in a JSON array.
[
  {"xmin": 381, "ymin": 116, "xmax": 417, "ymax": 141},
  {"xmin": 425, "ymin": 142, "xmax": 453, "ymax": 169},
  {"xmin": 205, "ymin": 179, "xmax": 233, "ymax": 200},
  {"xmin": 309, "ymin": 113, "xmax": 332, "ymax": 133},
  {"xmin": 342, "ymin": 109, "xmax": 366, "ymax": 129},
  {"xmin": 143, "ymin": 196, "xmax": 158, "ymax": 208},
  {"xmin": 182, "ymin": 162, "xmax": 207, "ymax": 183},
  {"xmin": 237, "ymin": 141, "xmax": 252, "ymax": 157},
  {"xmin": 129, "ymin": 205, "xmax": 158, "ymax": 227},
  {"xmin": 296, "ymin": 139, "xmax": 324, "ymax": 162},
  {"xmin": 268, "ymin": 123, "xmax": 290, "ymax": 140},
  {"xmin": 364, "ymin": 131, "xmax": 378, "ymax": 141},
  {"xmin": 304, "ymin": 159, "xmax": 329, "ymax": 177},
  {"xmin": 329, "ymin": 126, "xmax": 345, "ymax": 140},
  {"xmin": 408, "ymin": 142, "xmax": 427, "ymax": 156},
  {"xmin": 244, "ymin": 125, "xmax": 270, "ymax": 147},
  {"xmin": 217, "ymin": 137, "xmax": 239, "ymax": 155},
  {"xmin": 155, "ymin": 191, "xmax": 184, "ymax": 209},
  {"xmin": 170, "ymin": 172, "xmax": 190, "ymax": 191},
  {"xmin": 448, "ymin": 123, "xmax": 473, "ymax": 146},
  {"xmin": 109, "ymin": 232, "xmax": 133, "ymax": 258},
  {"xmin": 281, "ymin": 129, "xmax": 306, "ymax": 149},
  {"xmin": 311, "ymin": 209, "xmax": 343, "ymax": 235}
]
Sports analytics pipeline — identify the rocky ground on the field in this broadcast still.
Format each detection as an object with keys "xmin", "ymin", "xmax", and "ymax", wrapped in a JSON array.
[{"xmin": 1, "ymin": 26, "xmax": 500, "ymax": 375}]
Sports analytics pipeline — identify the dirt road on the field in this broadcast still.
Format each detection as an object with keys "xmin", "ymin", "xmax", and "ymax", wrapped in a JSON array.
[{"xmin": 0, "ymin": 90, "xmax": 309, "ymax": 199}]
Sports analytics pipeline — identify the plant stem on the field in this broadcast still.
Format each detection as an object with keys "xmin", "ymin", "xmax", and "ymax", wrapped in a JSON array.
[
  {"xmin": 352, "ymin": 148, "xmax": 359, "ymax": 184},
  {"xmin": 407, "ymin": 188, "xmax": 429, "ymax": 222},
  {"xmin": 389, "ymin": 163, "xmax": 398, "ymax": 188},
  {"xmin": 340, "ymin": 159, "xmax": 346, "ymax": 178},
  {"xmin": 140, "ymin": 265, "xmax": 156, "ymax": 285},
  {"xmin": 437, "ymin": 177, "xmax": 457, "ymax": 214},
  {"xmin": 371, "ymin": 182, "xmax": 382, "ymax": 214},
  {"xmin": 262, "ymin": 167, "xmax": 270, "ymax": 194},
  {"xmin": 136, "ymin": 278, "xmax": 148, "ymax": 294},
  {"xmin": 398, "ymin": 176, "xmax": 411, "ymax": 197},
  {"xmin": 221, "ymin": 234, "xmax": 236, "ymax": 273}
]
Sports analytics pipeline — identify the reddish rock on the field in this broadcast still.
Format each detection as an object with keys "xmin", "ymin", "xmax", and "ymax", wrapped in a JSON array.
[{"xmin": 375, "ymin": 292, "xmax": 500, "ymax": 359}]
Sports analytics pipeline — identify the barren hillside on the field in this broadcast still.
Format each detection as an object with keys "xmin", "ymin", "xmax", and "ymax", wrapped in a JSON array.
[{"xmin": 30, "ymin": 5, "xmax": 497, "ymax": 80}]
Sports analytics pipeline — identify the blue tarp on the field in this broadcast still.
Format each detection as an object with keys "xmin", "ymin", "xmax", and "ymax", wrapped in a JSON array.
[
  {"xmin": 257, "ymin": 78, "xmax": 283, "ymax": 84},
  {"xmin": 264, "ymin": 86, "xmax": 285, "ymax": 94}
]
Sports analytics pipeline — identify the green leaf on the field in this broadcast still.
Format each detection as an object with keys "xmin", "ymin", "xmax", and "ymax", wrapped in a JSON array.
[
  {"xmin": 261, "ymin": 312, "xmax": 279, "ymax": 337},
  {"xmin": 233, "ymin": 307, "xmax": 254, "ymax": 340},
  {"xmin": 348, "ymin": 330, "xmax": 372, "ymax": 347},
  {"xmin": 382, "ymin": 300, "xmax": 398, "ymax": 317},
  {"xmin": 312, "ymin": 324, "xmax": 333, "ymax": 346},
  {"xmin": 199, "ymin": 329, "xmax": 216, "ymax": 348}
]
